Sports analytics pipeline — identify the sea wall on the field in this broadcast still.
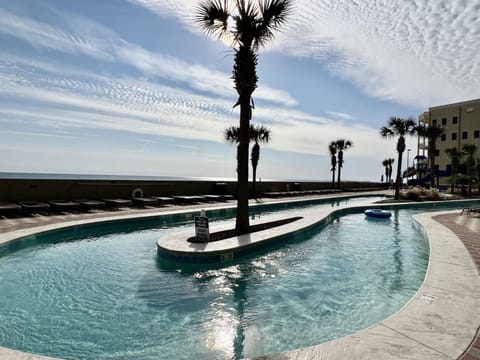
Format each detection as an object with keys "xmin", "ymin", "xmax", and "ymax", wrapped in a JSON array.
[{"xmin": 0, "ymin": 178, "xmax": 384, "ymax": 201}]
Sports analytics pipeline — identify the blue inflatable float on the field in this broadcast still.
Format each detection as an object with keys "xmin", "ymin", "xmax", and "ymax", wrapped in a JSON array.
[{"xmin": 364, "ymin": 209, "xmax": 392, "ymax": 219}]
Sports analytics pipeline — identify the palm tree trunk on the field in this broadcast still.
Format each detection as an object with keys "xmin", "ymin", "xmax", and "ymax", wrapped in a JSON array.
[
  {"xmin": 251, "ymin": 142, "xmax": 260, "ymax": 198},
  {"xmin": 430, "ymin": 152, "xmax": 435, "ymax": 188},
  {"xmin": 235, "ymin": 103, "xmax": 250, "ymax": 235},
  {"xmin": 331, "ymin": 168, "xmax": 335, "ymax": 188},
  {"xmin": 252, "ymin": 165, "xmax": 257, "ymax": 197},
  {"xmin": 395, "ymin": 152, "xmax": 403, "ymax": 200},
  {"xmin": 337, "ymin": 166, "xmax": 341, "ymax": 189}
]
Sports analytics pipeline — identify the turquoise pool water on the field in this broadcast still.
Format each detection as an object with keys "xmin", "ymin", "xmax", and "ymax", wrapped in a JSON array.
[{"xmin": 0, "ymin": 197, "xmax": 432, "ymax": 359}]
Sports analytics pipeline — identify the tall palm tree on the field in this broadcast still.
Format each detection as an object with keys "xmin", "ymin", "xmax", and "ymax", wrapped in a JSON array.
[
  {"xmin": 329, "ymin": 142, "xmax": 338, "ymax": 188},
  {"xmin": 334, "ymin": 139, "xmax": 353, "ymax": 189},
  {"xmin": 462, "ymin": 143, "xmax": 478, "ymax": 196},
  {"xmin": 224, "ymin": 124, "xmax": 271, "ymax": 197},
  {"xmin": 197, "ymin": 0, "xmax": 291, "ymax": 235},
  {"xmin": 444, "ymin": 147, "xmax": 463, "ymax": 193},
  {"xmin": 380, "ymin": 116, "xmax": 417, "ymax": 199},
  {"xmin": 416, "ymin": 124, "xmax": 444, "ymax": 188}
]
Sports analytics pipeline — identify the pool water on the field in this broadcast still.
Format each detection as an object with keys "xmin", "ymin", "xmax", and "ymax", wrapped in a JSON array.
[{"xmin": 0, "ymin": 199, "xmax": 429, "ymax": 359}]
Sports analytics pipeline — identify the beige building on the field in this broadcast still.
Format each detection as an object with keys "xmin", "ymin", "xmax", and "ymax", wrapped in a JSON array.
[{"xmin": 417, "ymin": 98, "xmax": 480, "ymax": 186}]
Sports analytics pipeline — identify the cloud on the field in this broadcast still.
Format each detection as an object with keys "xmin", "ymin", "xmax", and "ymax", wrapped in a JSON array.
[
  {"xmin": 271, "ymin": 0, "xmax": 480, "ymax": 107},
  {"xmin": 1, "ymin": 1, "xmax": 417, "ymax": 180},
  {"xmin": 0, "ymin": 6, "xmax": 296, "ymax": 108},
  {"xmin": 132, "ymin": 0, "xmax": 480, "ymax": 108},
  {"xmin": 325, "ymin": 112, "xmax": 355, "ymax": 121},
  {"xmin": 0, "ymin": 8, "xmax": 116, "ymax": 60},
  {"xmin": 0, "ymin": 52, "xmax": 391, "ymax": 159}
]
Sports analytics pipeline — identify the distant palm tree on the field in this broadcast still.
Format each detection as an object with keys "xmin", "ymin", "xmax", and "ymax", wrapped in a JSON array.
[
  {"xmin": 388, "ymin": 158, "xmax": 395, "ymax": 184},
  {"xmin": 250, "ymin": 125, "xmax": 271, "ymax": 197},
  {"xmin": 444, "ymin": 147, "xmax": 463, "ymax": 193},
  {"xmin": 382, "ymin": 159, "xmax": 388, "ymax": 184},
  {"xmin": 224, "ymin": 124, "xmax": 271, "ymax": 197},
  {"xmin": 329, "ymin": 142, "xmax": 338, "ymax": 188},
  {"xmin": 380, "ymin": 116, "xmax": 417, "ymax": 199},
  {"xmin": 462, "ymin": 143, "xmax": 478, "ymax": 195},
  {"xmin": 382, "ymin": 158, "xmax": 395, "ymax": 185},
  {"xmin": 334, "ymin": 139, "xmax": 353, "ymax": 189},
  {"xmin": 416, "ymin": 124, "xmax": 445, "ymax": 188},
  {"xmin": 196, "ymin": 0, "xmax": 291, "ymax": 235}
]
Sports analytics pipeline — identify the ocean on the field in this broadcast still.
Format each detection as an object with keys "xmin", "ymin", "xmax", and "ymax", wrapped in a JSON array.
[{"xmin": 0, "ymin": 172, "xmax": 317, "ymax": 182}]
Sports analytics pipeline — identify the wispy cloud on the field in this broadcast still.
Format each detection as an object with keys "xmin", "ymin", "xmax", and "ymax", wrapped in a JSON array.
[
  {"xmin": 132, "ymin": 0, "xmax": 480, "ymax": 108},
  {"xmin": 0, "ymin": 7, "xmax": 296, "ymax": 108},
  {"xmin": 325, "ymin": 111, "xmax": 355, "ymax": 121},
  {"xmin": 0, "ymin": 50, "xmax": 390, "ymax": 158},
  {"xmin": 1, "ymin": 1, "xmax": 413, "ymax": 180}
]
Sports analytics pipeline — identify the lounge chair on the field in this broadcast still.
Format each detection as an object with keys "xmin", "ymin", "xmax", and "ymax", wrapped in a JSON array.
[
  {"xmin": 48, "ymin": 200, "xmax": 80, "ymax": 213},
  {"xmin": 131, "ymin": 197, "xmax": 158, "ymax": 207},
  {"xmin": 152, "ymin": 196, "xmax": 175, "ymax": 206},
  {"xmin": 74, "ymin": 199, "xmax": 106, "ymax": 211},
  {"xmin": 0, "ymin": 202, "xmax": 22, "ymax": 216},
  {"xmin": 102, "ymin": 198, "xmax": 133, "ymax": 208},
  {"xmin": 173, "ymin": 195, "xmax": 206, "ymax": 205},
  {"xmin": 203, "ymin": 195, "xmax": 223, "ymax": 202},
  {"xmin": 18, "ymin": 201, "xmax": 50, "ymax": 215}
]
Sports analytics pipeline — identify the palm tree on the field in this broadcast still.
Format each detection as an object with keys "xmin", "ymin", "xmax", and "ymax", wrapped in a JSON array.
[
  {"xmin": 197, "ymin": 0, "xmax": 291, "ymax": 235},
  {"xmin": 380, "ymin": 116, "xmax": 417, "ymax": 200},
  {"xmin": 334, "ymin": 139, "xmax": 353, "ymax": 189},
  {"xmin": 382, "ymin": 158, "xmax": 394, "ymax": 184},
  {"xmin": 381, "ymin": 159, "xmax": 388, "ymax": 184},
  {"xmin": 444, "ymin": 147, "xmax": 463, "ymax": 193},
  {"xmin": 329, "ymin": 142, "xmax": 338, "ymax": 188},
  {"xmin": 462, "ymin": 143, "xmax": 478, "ymax": 196},
  {"xmin": 388, "ymin": 158, "xmax": 395, "ymax": 184},
  {"xmin": 416, "ymin": 124, "xmax": 445, "ymax": 188},
  {"xmin": 250, "ymin": 125, "xmax": 270, "ymax": 197},
  {"xmin": 224, "ymin": 124, "xmax": 271, "ymax": 197}
]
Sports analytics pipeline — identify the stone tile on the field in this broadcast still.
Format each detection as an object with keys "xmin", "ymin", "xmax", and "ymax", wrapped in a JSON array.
[
  {"xmin": 381, "ymin": 285, "xmax": 480, "ymax": 359},
  {"xmin": 247, "ymin": 324, "xmax": 451, "ymax": 360}
]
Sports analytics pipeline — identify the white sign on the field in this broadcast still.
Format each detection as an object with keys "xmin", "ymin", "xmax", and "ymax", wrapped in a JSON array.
[{"xmin": 195, "ymin": 216, "xmax": 210, "ymax": 243}]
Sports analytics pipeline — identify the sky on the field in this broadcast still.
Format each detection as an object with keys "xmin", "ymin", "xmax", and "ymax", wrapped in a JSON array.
[{"xmin": 1, "ymin": 0, "xmax": 479, "ymax": 182}]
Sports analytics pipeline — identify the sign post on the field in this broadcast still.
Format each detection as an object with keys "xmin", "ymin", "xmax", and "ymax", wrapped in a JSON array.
[{"xmin": 195, "ymin": 210, "xmax": 210, "ymax": 243}]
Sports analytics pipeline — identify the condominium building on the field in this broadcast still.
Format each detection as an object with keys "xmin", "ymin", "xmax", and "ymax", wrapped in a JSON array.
[{"xmin": 417, "ymin": 98, "xmax": 480, "ymax": 186}]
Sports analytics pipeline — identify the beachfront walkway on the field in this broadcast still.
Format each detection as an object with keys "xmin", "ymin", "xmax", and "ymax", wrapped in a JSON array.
[{"xmin": 434, "ymin": 213, "xmax": 480, "ymax": 360}]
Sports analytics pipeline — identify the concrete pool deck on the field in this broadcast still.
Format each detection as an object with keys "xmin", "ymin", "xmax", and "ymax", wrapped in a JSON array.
[{"xmin": 0, "ymin": 192, "xmax": 479, "ymax": 360}]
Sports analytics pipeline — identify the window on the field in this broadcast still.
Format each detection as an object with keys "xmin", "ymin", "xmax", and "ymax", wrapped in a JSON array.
[
  {"xmin": 452, "ymin": 132, "xmax": 457, "ymax": 140},
  {"xmin": 462, "ymin": 131, "xmax": 468, "ymax": 140},
  {"xmin": 435, "ymin": 149, "xmax": 440, "ymax": 157},
  {"xmin": 432, "ymin": 119, "xmax": 437, "ymax": 126},
  {"xmin": 441, "ymin": 134, "xmax": 446, "ymax": 141},
  {"xmin": 474, "ymin": 130, "xmax": 480, "ymax": 139},
  {"xmin": 452, "ymin": 116, "xmax": 458, "ymax": 124},
  {"xmin": 441, "ymin": 118, "xmax": 447, "ymax": 125}
]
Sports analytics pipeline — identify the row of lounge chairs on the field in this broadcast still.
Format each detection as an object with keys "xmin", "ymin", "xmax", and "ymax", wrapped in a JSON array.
[
  {"xmin": 262, "ymin": 189, "xmax": 342, "ymax": 198},
  {"xmin": 0, "ymin": 194, "xmax": 235, "ymax": 217}
]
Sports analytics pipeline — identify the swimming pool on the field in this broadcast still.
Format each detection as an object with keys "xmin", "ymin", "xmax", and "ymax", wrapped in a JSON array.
[{"xmin": 0, "ymin": 197, "xmax": 456, "ymax": 359}]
